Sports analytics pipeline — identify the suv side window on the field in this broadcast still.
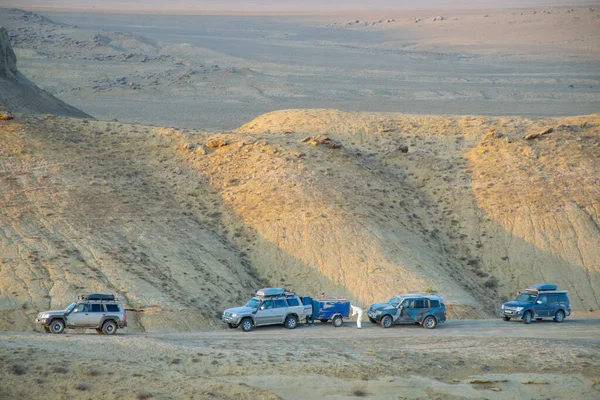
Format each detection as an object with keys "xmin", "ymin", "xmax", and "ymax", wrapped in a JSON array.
[
  {"xmin": 415, "ymin": 299, "xmax": 428, "ymax": 309},
  {"xmin": 90, "ymin": 304, "xmax": 104, "ymax": 312},
  {"xmin": 429, "ymin": 299, "xmax": 440, "ymax": 308},
  {"xmin": 557, "ymin": 293, "xmax": 568, "ymax": 303},
  {"xmin": 538, "ymin": 295, "xmax": 548, "ymax": 304},
  {"xmin": 105, "ymin": 304, "xmax": 120, "ymax": 312},
  {"xmin": 402, "ymin": 299, "xmax": 416, "ymax": 308},
  {"xmin": 274, "ymin": 299, "xmax": 287, "ymax": 308},
  {"xmin": 546, "ymin": 294, "xmax": 557, "ymax": 304},
  {"xmin": 74, "ymin": 303, "xmax": 89, "ymax": 313},
  {"xmin": 260, "ymin": 300, "xmax": 273, "ymax": 310},
  {"xmin": 287, "ymin": 298, "xmax": 299, "ymax": 307}
]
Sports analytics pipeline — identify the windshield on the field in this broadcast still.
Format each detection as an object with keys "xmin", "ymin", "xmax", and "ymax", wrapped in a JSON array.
[
  {"xmin": 245, "ymin": 298, "xmax": 260, "ymax": 308},
  {"xmin": 387, "ymin": 296, "xmax": 402, "ymax": 307},
  {"xmin": 515, "ymin": 293, "xmax": 537, "ymax": 303},
  {"xmin": 65, "ymin": 303, "xmax": 76, "ymax": 312}
]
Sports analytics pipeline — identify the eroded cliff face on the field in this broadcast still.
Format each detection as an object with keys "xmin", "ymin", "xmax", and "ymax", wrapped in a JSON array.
[
  {"xmin": 0, "ymin": 27, "xmax": 17, "ymax": 78},
  {"xmin": 0, "ymin": 26, "xmax": 89, "ymax": 117}
]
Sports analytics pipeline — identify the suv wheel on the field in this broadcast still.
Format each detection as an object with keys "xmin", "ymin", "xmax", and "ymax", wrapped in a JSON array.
[
  {"xmin": 284, "ymin": 315, "xmax": 298, "ymax": 329},
  {"xmin": 503, "ymin": 316, "xmax": 511, "ymax": 321},
  {"xmin": 523, "ymin": 311, "xmax": 532, "ymax": 324},
  {"xmin": 423, "ymin": 316, "xmax": 437, "ymax": 329},
  {"xmin": 332, "ymin": 315, "xmax": 343, "ymax": 327},
  {"xmin": 49, "ymin": 319, "xmax": 65, "ymax": 334},
  {"xmin": 380, "ymin": 315, "xmax": 393, "ymax": 329},
  {"xmin": 554, "ymin": 310, "xmax": 565, "ymax": 323},
  {"xmin": 240, "ymin": 317, "xmax": 253, "ymax": 332},
  {"xmin": 102, "ymin": 320, "xmax": 117, "ymax": 335}
]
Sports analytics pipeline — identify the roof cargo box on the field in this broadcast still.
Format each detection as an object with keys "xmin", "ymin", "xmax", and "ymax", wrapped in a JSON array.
[
  {"xmin": 528, "ymin": 283, "xmax": 558, "ymax": 291},
  {"xmin": 80, "ymin": 293, "xmax": 116, "ymax": 301},
  {"xmin": 256, "ymin": 288, "xmax": 285, "ymax": 297}
]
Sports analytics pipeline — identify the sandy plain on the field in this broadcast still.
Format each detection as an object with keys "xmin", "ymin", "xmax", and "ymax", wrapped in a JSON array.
[{"xmin": 1, "ymin": 5, "xmax": 599, "ymax": 130}]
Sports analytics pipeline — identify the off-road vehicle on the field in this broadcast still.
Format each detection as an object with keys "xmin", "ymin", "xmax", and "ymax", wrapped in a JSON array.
[
  {"xmin": 501, "ymin": 283, "xmax": 571, "ymax": 324},
  {"xmin": 222, "ymin": 288, "xmax": 311, "ymax": 332},
  {"xmin": 367, "ymin": 293, "xmax": 446, "ymax": 329},
  {"xmin": 36, "ymin": 293, "xmax": 127, "ymax": 335}
]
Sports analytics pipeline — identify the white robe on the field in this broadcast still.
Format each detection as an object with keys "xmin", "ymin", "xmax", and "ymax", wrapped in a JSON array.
[{"xmin": 350, "ymin": 305, "xmax": 363, "ymax": 328}]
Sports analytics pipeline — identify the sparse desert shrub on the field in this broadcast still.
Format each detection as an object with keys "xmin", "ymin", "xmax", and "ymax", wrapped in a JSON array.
[
  {"xmin": 52, "ymin": 366, "xmax": 69, "ymax": 374},
  {"xmin": 11, "ymin": 364, "xmax": 26, "ymax": 375},
  {"xmin": 351, "ymin": 388, "xmax": 368, "ymax": 397},
  {"xmin": 424, "ymin": 288, "xmax": 437, "ymax": 294},
  {"xmin": 74, "ymin": 383, "xmax": 91, "ymax": 391},
  {"xmin": 484, "ymin": 277, "xmax": 499, "ymax": 289},
  {"xmin": 137, "ymin": 393, "xmax": 154, "ymax": 400}
]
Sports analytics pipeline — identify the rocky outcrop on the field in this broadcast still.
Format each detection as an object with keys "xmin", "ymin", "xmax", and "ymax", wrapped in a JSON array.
[
  {"xmin": 0, "ymin": 26, "xmax": 90, "ymax": 117},
  {"xmin": 0, "ymin": 27, "xmax": 17, "ymax": 78}
]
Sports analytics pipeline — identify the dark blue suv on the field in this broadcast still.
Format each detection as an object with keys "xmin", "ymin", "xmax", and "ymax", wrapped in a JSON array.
[
  {"xmin": 367, "ymin": 294, "xmax": 446, "ymax": 329},
  {"xmin": 501, "ymin": 283, "xmax": 571, "ymax": 324}
]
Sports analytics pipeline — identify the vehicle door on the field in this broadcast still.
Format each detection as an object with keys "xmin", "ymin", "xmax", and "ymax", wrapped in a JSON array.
[
  {"xmin": 534, "ymin": 294, "xmax": 550, "ymax": 317},
  {"xmin": 68, "ymin": 302, "xmax": 91, "ymax": 326},
  {"xmin": 398, "ymin": 299, "xmax": 416, "ymax": 323},
  {"xmin": 89, "ymin": 303, "xmax": 106, "ymax": 326},
  {"xmin": 272, "ymin": 299, "xmax": 288, "ymax": 323},
  {"xmin": 545, "ymin": 294, "xmax": 559, "ymax": 316},
  {"xmin": 411, "ymin": 299, "xmax": 429, "ymax": 322},
  {"xmin": 255, "ymin": 300, "xmax": 274, "ymax": 326}
]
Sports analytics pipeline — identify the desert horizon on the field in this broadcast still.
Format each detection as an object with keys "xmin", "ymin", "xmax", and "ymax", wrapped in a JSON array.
[{"xmin": 1, "ymin": 2, "xmax": 599, "ymax": 399}]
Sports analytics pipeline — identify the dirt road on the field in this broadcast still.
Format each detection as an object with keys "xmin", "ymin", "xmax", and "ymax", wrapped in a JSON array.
[{"xmin": 2, "ymin": 314, "xmax": 599, "ymax": 399}]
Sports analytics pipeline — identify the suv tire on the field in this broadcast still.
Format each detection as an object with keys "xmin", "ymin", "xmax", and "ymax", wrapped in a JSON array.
[
  {"xmin": 380, "ymin": 314, "xmax": 393, "ymax": 329},
  {"xmin": 49, "ymin": 319, "xmax": 65, "ymax": 334},
  {"xmin": 554, "ymin": 310, "xmax": 565, "ymax": 323},
  {"xmin": 102, "ymin": 320, "xmax": 117, "ymax": 335},
  {"xmin": 332, "ymin": 315, "xmax": 343, "ymax": 327},
  {"xmin": 284, "ymin": 315, "xmax": 298, "ymax": 329},
  {"xmin": 240, "ymin": 317, "xmax": 253, "ymax": 332},
  {"xmin": 523, "ymin": 311, "xmax": 533, "ymax": 324},
  {"xmin": 423, "ymin": 316, "xmax": 437, "ymax": 329}
]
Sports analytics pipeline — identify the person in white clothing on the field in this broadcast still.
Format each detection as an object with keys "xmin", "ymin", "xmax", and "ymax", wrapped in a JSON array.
[{"xmin": 350, "ymin": 304, "xmax": 363, "ymax": 329}]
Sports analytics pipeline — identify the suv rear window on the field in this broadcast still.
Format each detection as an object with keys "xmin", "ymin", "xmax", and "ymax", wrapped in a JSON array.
[
  {"xmin": 557, "ymin": 293, "xmax": 568, "ymax": 303},
  {"xmin": 274, "ymin": 299, "xmax": 287, "ymax": 308},
  {"xmin": 429, "ymin": 299, "xmax": 440, "ymax": 308},
  {"xmin": 287, "ymin": 298, "xmax": 299, "ymax": 306},
  {"xmin": 105, "ymin": 304, "xmax": 120, "ymax": 312},
  {"xmin": 90, "ymin": 304, "xmax": 104, "ymax": 312},
  {"xmin": 415, "ymin": 299, "xmax": 428, "ymax": 308}
]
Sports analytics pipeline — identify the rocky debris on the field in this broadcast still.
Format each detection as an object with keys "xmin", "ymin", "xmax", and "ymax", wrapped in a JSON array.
[
  {"xmin": 432, "ymin": 16, "xmax": 446, "ymax": 21},
  {"xmin": 523, "ymin": 127, "xmax": 553, "ymax": 140},
  {"xmin": 343, "ymin": 19, "xmax": 396, "ymax": 27},
  {"xmin": 0, "ymin": 27, "xmax": 18, "ymax": 78},
  {"xmin": 205, "ymin": 139, "xmax": 228, "ymax": 148},
  {"xmin": 483, "ymin": 130, "xmax": 504, "ymax": 140},
  {"xmin": 300, "ymin": 136, "xmax": 342, "ymax": 149}
]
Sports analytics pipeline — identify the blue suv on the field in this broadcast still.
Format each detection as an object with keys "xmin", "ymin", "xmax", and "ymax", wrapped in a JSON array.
[
  {"xmin": 367, "ymin": 294, "xmax": 446, "ymax": 329},
  {"xmin": 501, "ymin": 283, "xmax": 571, "ymax": 324}
]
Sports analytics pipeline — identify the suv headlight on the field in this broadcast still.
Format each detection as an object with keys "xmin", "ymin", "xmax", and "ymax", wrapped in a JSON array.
[{"xmin": 230, "ymin": 313, "xmax": 239, "ymax": 318}]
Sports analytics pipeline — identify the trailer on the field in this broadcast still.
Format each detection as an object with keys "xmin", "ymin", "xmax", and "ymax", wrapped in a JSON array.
[{"xmin": 312, "ymin": 298, "xmax": 350, "ymax": 327}]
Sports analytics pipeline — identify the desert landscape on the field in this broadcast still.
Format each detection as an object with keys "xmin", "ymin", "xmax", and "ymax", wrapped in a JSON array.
[{"xmin": 1, "ymin": 1, "xmax": 600, "ymax": 399}]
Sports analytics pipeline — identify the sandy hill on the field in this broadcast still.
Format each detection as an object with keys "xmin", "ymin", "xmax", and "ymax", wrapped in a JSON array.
[
  {"xmin": 1, "ymin": 108, "xmax": 599, "ymax": 331},
  {"xmin": 0, "ymin": 25, "xmax": 89, "ymax": 117}
]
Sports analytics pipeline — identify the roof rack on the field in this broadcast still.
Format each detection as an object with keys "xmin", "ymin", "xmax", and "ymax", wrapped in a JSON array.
[{"xmin": 78, "ymin": 293, "xmax": 117, "ymax": 302}]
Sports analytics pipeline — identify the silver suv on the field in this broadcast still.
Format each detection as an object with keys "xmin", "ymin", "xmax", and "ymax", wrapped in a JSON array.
[
  {"xmin": 222, "ymin": 288, "xmax": 310, "ymax": 332},
  {"xmin": 36, "ymin": 293, "xmax": 127, "ymax": 335}
]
